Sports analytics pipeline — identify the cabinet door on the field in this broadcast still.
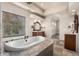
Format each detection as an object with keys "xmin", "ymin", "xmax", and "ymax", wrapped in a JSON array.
[
  {"xmin": 32, "ymin": 32, "xmax": 45, "ymax": 37},
  {"xmin": 32, "ymin": 32, "xmax": 37, "ymax": 36},
  {"xmin": 64, "ymin": 34, "xmax": 76, "ymax": 51},
  {"xmin": 37, "ymin": 44, "xmax": 53, "ymax": 56},
  {"xmin": 38, "ymin": 32, "xmax": 43, "ymax": 36}
]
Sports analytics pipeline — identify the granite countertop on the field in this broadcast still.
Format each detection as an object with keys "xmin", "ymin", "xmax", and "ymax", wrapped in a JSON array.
[{"xmin": 4, "ymin": 38, "xmax": 53, "ymax": 56}]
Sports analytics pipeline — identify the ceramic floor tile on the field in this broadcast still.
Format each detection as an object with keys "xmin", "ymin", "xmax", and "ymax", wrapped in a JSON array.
[{"xmin": 53, "ymin": 39, "xmax": 79, "ymax": 56}]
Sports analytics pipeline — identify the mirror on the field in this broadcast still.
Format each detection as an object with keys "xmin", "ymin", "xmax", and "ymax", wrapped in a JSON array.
[{"xmin": 32, "ymin": 22, "xmax": 42, "ymax": 31}]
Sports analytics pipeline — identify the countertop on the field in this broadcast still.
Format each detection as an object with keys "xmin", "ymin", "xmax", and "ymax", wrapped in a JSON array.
[{"xmin": 4, "ymin": 38, "xmax": 53, "ymax": 56}]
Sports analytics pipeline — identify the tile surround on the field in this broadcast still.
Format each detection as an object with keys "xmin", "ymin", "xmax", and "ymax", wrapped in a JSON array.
[{"xmin": 3, "ymin": 39, "xmax": 53, "ymax": 56}]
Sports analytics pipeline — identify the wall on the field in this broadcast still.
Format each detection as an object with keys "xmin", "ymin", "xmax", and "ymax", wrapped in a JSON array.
[
  {"xmin": 45, "ymin": 9, "xmax": 74, "ymax": 40},
  {"xmin": 28, "ymin": 13, "xmax": 44, "ymax": 35},
  {"xmin": 1, "ymin": 2, "xmax": 44, "ymax": 41},
  {"xmin": 57, "ymin": 10, "xmax": 74, "ymax": 40},
  {"xmin": 1, "ymin": 2, "xmax": 76, "ymax": 42},
  {"xmin": 29, "ymin": 13, "xmax": 58, "ymax": 39},
  {"xmin": 29, "ymin": 14, "xmax": 59, "ymax": 39},
  {"xmin": 59, "ymin": 13, "xmax": 74, "ymax": 40},
  {"xmin": 44, "ymin": 2, "xmax": 79, "ymax": 40},
  {"xmin": 1, "ymin": 2, "xmax": 31, "ymax": 41},
  {"xmin": 0, "ymin": 2, "xmax": 44, "ymax": 55},
  {"xmin": 45, "ymin": 15, "xmax": 58, "ymax": 39}
]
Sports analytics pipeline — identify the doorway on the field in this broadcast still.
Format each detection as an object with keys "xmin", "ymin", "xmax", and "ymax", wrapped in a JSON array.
[{"xmin": 51, "ymin": 19, "xmax": 59, "ymax": 39}]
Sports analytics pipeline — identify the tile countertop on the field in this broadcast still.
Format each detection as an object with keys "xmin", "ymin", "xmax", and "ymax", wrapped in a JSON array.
[{"xmin": 4, "ymin": 38, "xmax": 53, "ymax": 56}]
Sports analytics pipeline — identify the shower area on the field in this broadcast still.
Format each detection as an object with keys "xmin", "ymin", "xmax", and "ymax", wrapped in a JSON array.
[{"xmin": 51, "ymin": 16, "xmax": 59, "ymax": 39}]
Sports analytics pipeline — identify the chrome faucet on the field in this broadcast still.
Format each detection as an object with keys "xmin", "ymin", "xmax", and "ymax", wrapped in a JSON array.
[{"xmin": 24, "ymin": 36, "xmax": 29, "ymax": 42}]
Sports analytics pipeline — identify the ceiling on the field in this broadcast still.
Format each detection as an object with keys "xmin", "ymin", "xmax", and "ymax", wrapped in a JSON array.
[
  {"xmin": 34, "ymin": 2, "xmax": 79, "ymax": 15},
  {"xmin": 34, "ymin": 2, "xmax": 68, "ymax": 10},
  {"xmin": 18, "ymin": 2, "xmax": 79, "ymax": 17},
  {"xmin": 34, "ymin": 2, "xmax": 68, "ymax": 15}
]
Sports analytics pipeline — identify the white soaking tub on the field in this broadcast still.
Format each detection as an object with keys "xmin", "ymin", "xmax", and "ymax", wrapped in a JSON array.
[{"xmin": 4, "ymin": 36, "xmax": 45, "ymax": 51}]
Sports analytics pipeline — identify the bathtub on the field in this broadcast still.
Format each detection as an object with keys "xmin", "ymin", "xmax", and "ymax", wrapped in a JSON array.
[{"xmin": 4, "ymin": 36, "xmax": 45, "ymax": 51}]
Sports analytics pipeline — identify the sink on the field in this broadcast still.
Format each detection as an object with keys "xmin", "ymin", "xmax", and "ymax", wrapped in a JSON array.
[{"xmin": 4, "ymin": 36, "xmax": 45, "ymax": 51}]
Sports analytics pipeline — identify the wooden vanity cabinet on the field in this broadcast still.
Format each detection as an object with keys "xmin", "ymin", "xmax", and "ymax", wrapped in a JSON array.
[
  {"xmin": 32, "ymin": 31, "xmax": 45, "ymax": 37},
  {"xmin": 64, "ymin": 34, "xmax": 76, "ymax": 51}
]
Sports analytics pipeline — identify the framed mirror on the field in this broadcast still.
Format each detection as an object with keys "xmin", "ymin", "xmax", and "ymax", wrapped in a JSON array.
[{"xmin": 32, "ymin": 22, "xmax": 42, "ymax": 31}]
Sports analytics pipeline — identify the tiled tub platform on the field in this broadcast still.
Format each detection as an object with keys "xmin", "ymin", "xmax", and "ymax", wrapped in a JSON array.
[{"xmin": 4, "ymin": 39, "xmax": 53, "ymax": 56}]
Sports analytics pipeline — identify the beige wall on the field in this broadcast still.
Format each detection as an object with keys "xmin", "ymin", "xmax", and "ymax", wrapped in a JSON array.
[
  {"xmin": 29, "ymin": 13, "xmax": 46, "ymax": 37},
  {"xmin": 45, "ymin": 9, "xmax": 74, "ymax": 40},
  {"xmin": 1, "ymin": 2, "xmax": 77, "ymax": 41},
  {"xmin": 44, "ymin": 2, "xmax": 79, "ymax": 40},
  {"xmin": 1, "ymin": 2, "xmax": 30, "ymax": 41},
  {"xmin": 44, "ymin": 15, "xmax": 57, "ymax": 39},
  {"xmin": 1, "ymin": 2, "xmax": 44, "ymax": 41},
  {"xmin": 58, "ymin": 11, "xmax": 74, "ymax": 40}
]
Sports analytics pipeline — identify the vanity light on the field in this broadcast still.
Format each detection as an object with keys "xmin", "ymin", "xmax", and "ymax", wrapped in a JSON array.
[
  {"xmin": 71, "ymin": 9, "xmax": 79, "ymax": 33},
  {"xmin": 34, "ymin": 19, "xmax": 37, "ymax": 22},
  {"xmin": 52, "ymin": 22, "xmax": 56, "ymax": 26},
  {"xmin": 42, "ymin": 24, "xmax": 45, "ymax": 28},
  {"xmin": 71, "ymin": 9, "xmax": 77, "ymax": 15},
  {"xmin": 30, "ymin": 14, "xmax": 36, "ymax": 18}
]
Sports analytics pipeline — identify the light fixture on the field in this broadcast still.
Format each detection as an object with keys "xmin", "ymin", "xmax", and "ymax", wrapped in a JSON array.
[
  {"xmin": 34, "ymin": 19, "xmax": 37, "ymax": 22},
  {"xmin": 71, "ymin": 9, "xmax": 77, "ymax": 15}
]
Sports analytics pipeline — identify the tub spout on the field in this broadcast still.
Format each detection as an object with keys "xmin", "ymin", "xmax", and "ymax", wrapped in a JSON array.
[{"xmin": 25, "ymin": 40, "xmax": 27, "ymax": 42}]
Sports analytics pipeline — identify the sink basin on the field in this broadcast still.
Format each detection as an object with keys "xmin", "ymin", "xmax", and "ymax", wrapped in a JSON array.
[{"xmin": 4, "ymin": 36, "xmax": 45, "ymax": 51}]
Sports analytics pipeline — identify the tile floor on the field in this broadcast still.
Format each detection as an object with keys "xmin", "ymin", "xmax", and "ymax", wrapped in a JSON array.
[{"xmin": 53, "ymin": 39, "xmax": 79, "ymax": 56}]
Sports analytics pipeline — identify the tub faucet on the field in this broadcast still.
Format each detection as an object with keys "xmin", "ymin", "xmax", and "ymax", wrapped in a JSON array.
[
  {"xmin": 24, "ymin": 36, "xmax": 29, "ymax": 42},
  {"xmin": 24, "ymin": 36, "xmax": 27, "ymax": 39},
  {"xmin": 24, "ymin": 36, "xmax": 29, "ymax": 39}
]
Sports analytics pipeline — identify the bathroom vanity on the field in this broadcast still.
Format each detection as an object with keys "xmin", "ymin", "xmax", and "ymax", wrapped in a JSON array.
[
  {"xmin": 64, "ymin": 10, "xmax": 79, "ymax": 52},
  {"xmin": 64, "ymin": 33, "xmax": 79, "ymax": 52},
  {"xmin": 64, "ymin": 34, "xmax": 76, "ymax": 51},
  {"xmin": 32, "ymin": 31, "xmax": 45, "ymax": 37}
]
